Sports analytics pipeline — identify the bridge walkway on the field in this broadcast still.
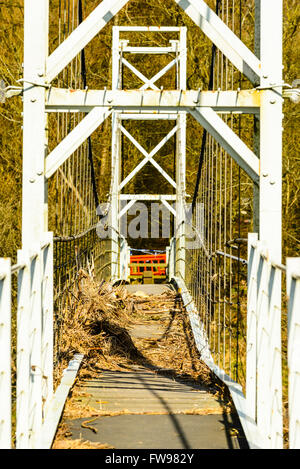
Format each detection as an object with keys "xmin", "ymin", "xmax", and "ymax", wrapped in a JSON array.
[{"xmin": 53, "ymin": 285, "xmax": 246, "ymax": 449}]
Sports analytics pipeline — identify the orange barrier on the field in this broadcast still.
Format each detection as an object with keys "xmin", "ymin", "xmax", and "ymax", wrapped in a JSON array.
[{"xmin": 129, "ymin": 253, "xmax": 166, "ymax": 280}]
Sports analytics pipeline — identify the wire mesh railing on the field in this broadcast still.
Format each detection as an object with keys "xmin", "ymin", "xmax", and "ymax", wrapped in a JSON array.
[
  {"xmin": 53, "ymin": 228, "xmax": 112, "ymax": 376},
  {"xmin": 168, "ymin": 0, "xmax": 300, "ymax": 449},
  {"xmin": 169, "ymin": 232, "xmax": 300, "ymax": 448},
  {"xmin": 0, "ymin": 234, "xmax": 53, "ymax": 448}
]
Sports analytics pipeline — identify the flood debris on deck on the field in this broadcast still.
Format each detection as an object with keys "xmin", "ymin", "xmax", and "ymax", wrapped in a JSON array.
[{"xmin": 53, "ymin": 274, "xmax": 245, "ymax": 449}]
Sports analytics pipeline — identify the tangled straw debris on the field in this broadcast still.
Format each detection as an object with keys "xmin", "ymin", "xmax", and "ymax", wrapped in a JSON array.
[{"xmin": 56, "ymin": 271, "xmax": 215, "ymax": 387}]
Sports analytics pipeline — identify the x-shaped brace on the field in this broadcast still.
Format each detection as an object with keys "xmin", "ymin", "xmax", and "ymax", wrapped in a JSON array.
[
  {"xmin": 119, "ymin": 125, "xmax": 178, "ymax": 190},
  {"xmin": 121, "ymin": 56, "xmax": 179, "ymax": 91}
]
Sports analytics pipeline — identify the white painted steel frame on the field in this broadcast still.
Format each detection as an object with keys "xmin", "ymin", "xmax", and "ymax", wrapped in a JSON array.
[
  {"xmin": 110, "ymin": 26, "xmax": 187, "ymax": 280},
  {"xmin": 17, "ymin": 0, "xmax": 285, "ymax": 450},
  {"xmin": 258, "ymin": 0, "xmax": 283, "ymax": 448}
]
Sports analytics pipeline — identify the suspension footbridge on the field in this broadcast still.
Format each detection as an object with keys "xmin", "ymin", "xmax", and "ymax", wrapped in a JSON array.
[{"xmin": 0, "ymin": 0, "xmax": 299, "ymax": 450}]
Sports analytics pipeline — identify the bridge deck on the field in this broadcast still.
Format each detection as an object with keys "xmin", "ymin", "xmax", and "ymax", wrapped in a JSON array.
[{"xmin": 53, "ymin": 285, "xmax": 246, "ymax": 449}]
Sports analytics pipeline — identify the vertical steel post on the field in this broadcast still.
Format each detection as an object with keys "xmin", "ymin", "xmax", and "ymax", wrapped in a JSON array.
[
  {"xmin": 259, "ymin": 0, "xmax": 283, "ymax": 448},
  {"xmin": 22, "ymin": 1, "xmax": 49, "ymax": 448},
  {"xmin": 111, "ymin": 27, "xmax": 121, "ymax": 281},
  {"xmin": 175, "ymin": 28, "xmax": 187, "ymax": 279},
  {"xmin": 22, "ymin": 0, "xmax": 49, "ymax": 247},
  {"xmin": 259, "ymin": 0, "xmax": 283, "ymax": 262}
]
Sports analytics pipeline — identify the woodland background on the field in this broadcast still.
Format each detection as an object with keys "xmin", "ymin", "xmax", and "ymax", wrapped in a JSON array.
[{"xmin": 0, "ymin": 0, "xmax": 299, "ymax": 260}]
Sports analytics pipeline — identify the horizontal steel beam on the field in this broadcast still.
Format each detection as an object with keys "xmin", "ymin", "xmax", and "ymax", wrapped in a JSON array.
[
  {"xmin": 116, "ymin": 26, "xmax": 183, "ymax": 32},
  {"xmin": 119, "ymin": 113, "xmax": 178, "ymax": 120},
  {"xmin": 121, "ymin": 46, "xmax": 177, "ymax": 54},
  {"xmin": 46, "ymin": 88, "xmax": 260, "ymax": 114},
  {"xmin": 120, "ymin": 194, "xmax": 176, "ymax": 201}
]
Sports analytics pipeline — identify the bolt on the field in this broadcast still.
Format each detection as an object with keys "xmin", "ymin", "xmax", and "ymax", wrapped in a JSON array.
[
  {"xmin": 270, "ymin": 99, "xmax": 276, "ymax": 104},
  {"xmin": 29, "ymin": 178, "xmax": 35, "ymax": 183}
]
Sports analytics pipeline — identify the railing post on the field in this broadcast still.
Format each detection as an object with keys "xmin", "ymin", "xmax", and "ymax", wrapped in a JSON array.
[
  {"xmin": 268, "ymin": 263, "xmax": 283, "ymax": 448},
  {"xmin": 41, "ymin": 233, "xmax": 54, "ymax": 414},
  {"xmin": 119, "ymin": 238, "xmax": 128, "ymax": 281},
  {"xmin": 0, "ymin": 259, "xmax": 12, "ymax": 449},
  {"xmin": 168, "ymin": 238, "xmax": 176, "ymax": 281},
  {"xmin": 256, "ymin": 245, "xmax": 272, "ymax": 446},
  {"xmin": 246, "ymin": 233, "xmax": 258, "ymax": 422},
  {"xmin": 28, "ymin": 249, "xmax": 43, "ymax": 448},
  {"xmin": 127, "ymin": 245, "xmax": 131, "ymax": 280},
  {"xmin": 255, "ymin": 245, "xmax": 283, "ymax": 448},
  {"xmin": 16, "ymin": 251, "xmax": 30, "ymax": 449},
  {"xmin": 287, "ymin": 258, "xmax": 300, "ymax": 449}
]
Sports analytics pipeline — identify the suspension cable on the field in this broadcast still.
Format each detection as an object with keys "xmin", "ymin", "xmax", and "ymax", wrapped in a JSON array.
[
  {"xmin": 78, "ymin": 0, "xmax": 100, "ymax": 211},
  {"xmin": 191, "ymin": 0, "xmax": 221, "ymax": 213}
]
